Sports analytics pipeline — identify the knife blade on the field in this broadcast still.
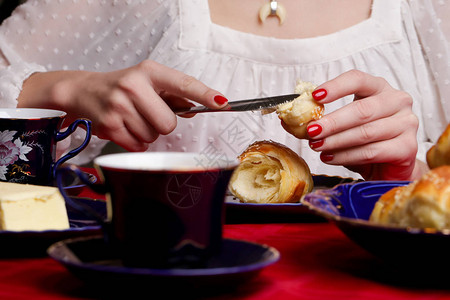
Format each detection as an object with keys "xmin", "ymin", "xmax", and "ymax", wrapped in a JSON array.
[{"xmin": 174, "ymin": 94, "xmax": 299, "ymax": 115}]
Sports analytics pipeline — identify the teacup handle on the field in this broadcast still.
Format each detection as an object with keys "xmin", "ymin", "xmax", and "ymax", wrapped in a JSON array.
[
  {"xmin": 52, "ymin": 119, "xmax": 92, "ymax": 178},
  {"xmin": 56, "ymin": 164, "xmax": 108, "ymax": 228}
]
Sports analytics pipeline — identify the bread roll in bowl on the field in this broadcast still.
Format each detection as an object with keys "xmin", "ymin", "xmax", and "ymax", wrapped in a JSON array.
[
  {"xmin": 426, "ymin": 123, "xmax": 450, "ymax": 169},
  {"xmin": 229, "ymin": 140, "xmax": 313, "ymax": 203},
  {"xmin": 276, "ymin": 80, "xmax": 324, "ymax": 139},
  {"xmin": 369, "ymin": 165, "xmax": 450, "ymax": 230}
]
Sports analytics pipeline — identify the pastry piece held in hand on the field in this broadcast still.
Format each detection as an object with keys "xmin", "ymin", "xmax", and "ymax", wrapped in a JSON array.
[
  {"xmin": 426, "ymin": 123, "xmax": 450, "ymax": 169},
  {"xmin": 229, "ymin": 140, "xmax": 314, "ymax": 204},
  {"xmin": 276, "ymin": 80, "xmax": 324, "ymax": 139},
  {"xmin": 0, "ymin": 182, "xmax": 70, "ymax": 231},
  {"xmin": 369, "ymin": 165, "xmax": 450, "ymax": 230}
]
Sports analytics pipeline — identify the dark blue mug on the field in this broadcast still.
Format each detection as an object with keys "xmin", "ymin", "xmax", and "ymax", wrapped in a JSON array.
[
  {"xmin": 0, "ymin": 108, "xmax": 91, "ymax": 185},
  {"xmin": 56, "ymin": 152, "xmax": 238, "ymax": 268}
]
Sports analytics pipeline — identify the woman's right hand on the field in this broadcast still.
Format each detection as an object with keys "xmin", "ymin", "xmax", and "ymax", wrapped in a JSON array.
[{"xmin": 18, "ymin": 60, "xmax": 228, "ymax": 151}]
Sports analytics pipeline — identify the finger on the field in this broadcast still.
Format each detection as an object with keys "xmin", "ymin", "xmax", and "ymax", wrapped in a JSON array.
[
  {"xmin": 280, "ymin": 120, "xmax": 289, "ymax": 132},
  {"xmin": 139, "ymin": 60, "xmax": 228, "ymax": 108},
  {"xmin": 112, "ymin": 128, "xmax": 152, "ymax": 152},
  {"xmin": 308, "ymin": 90, "xmax": 413, "ymax": 139},
  {"xmin": 136, "ymin": 88, "xmax": 179, "ymax": 135},
  {"xmin": 123, "ymin": 111, "xmax": 160, "ymax": 143},
  {"xmin": 320, "ymin": 140, "xmax": 417, "ymax": 176},
  {"xmin": 160, "ymin": 93, "xmax": 197, "ymax": 118},
  {"xmin": 309, "ymin": 112, "xmax": 418, "ymax": 152},
  {"xmin": 313, "ymin": 70, "xmax": 389, "ymax": 104},
  {"xmin": 161, "ymin": 93, "xmax": 196, "ymax": 110},
  {"xmin": 346, "ymin": 162, "xmax": 416, "ymax": 181},
  {"xmin": 326, "ymin": 143, "xmax": 417, "ymax": 181},
  {"xmin": 319, "ymin": 131, "xmax": 418, "ymax": 168},
  {"xmin": 96, "ymin": 121, "xmax": 151, "ymax": 152},
  {"xmin": 117, "ymin": 71, "xmax": 179, "ymax": 135},
  {"xmin": 117, "ymin": 88, "xmax": 166, "ymax": 142},
  {"xmin": 92, "ymin": 87, "xmax": 162, "ymax": 145}
]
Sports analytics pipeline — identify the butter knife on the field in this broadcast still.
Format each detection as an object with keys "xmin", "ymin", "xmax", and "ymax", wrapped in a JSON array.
[{"xmin": 174, "ymin": 93, "xmax": 299, "ymax": 115}]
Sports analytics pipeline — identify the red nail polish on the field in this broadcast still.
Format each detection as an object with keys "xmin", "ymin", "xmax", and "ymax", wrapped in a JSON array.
[
  {"xmin": 320, "ymin": 152, "xmax": 334, "ymax": 162},
  {"xmin": 214, "ymin": 95, "xmax": 228, "ymax": 105},
  {"xmin": 312, "ymin": 89, "xmax": 327, "ymax": 101},
  {"xmin": 307, "ymin": 124, "xmax": 322, "ymax": 138},
  {"xmin": 309, "ymin": 139, "xmax": 324, "ymax": 149}
]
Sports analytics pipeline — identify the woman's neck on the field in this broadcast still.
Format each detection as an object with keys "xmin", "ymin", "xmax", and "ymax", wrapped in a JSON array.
[{"xmin": 208, "ymin": 0, "xmax": 373, "ymax": 39}]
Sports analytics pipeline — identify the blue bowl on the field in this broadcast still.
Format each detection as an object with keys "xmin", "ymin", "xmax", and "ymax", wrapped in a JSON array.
[{"xmin": 303, "ymin": 181, "xmax": 450, "ymax": 269}]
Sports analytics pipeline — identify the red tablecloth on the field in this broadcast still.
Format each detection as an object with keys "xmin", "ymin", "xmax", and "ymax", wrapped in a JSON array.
[{"xmin": 0, "ymin": 168, "xmax": 449, "ymax": 299}]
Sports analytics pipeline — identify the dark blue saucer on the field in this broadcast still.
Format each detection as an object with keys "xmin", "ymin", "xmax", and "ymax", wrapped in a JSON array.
[
  {"xmin": 225, "ymin": 174, "xmax": 357, "ymax": 223},
  {"xmin": 47, "ymin": 236, "xmax": 280, "ymax": 291},
  {"xmin": 303, "ymin": 181, "xmax": 450, "ymax": 269}
]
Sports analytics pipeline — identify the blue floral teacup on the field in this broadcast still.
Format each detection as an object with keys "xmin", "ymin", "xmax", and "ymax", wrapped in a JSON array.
[{"xmin": 0, "ymin": 108, "xmax": 91, "ymax": 185}]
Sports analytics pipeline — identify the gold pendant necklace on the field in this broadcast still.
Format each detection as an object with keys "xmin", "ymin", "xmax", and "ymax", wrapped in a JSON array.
[{"xmin": 259, "ymin": 0, "xmax": 287, "ymax": 25}]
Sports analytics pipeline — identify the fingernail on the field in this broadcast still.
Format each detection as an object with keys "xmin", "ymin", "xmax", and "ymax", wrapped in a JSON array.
[
  {"xmin": 214, "ymin": 95, "xmax": 228, "ymax": 105},
  {"xmin": 309, "ymin": 139, "xmax": 324, "ymax": 149},
  {"xmin": 320, "ymin": 152, "xmax": 334, "ymax": 162},
  {"xmin": 312, "ymin": 89, "xmax": 327, "ymax": 101},
  {"xmin": 307, "ymin": 124, "xmax": 322, "ymax": 138}
]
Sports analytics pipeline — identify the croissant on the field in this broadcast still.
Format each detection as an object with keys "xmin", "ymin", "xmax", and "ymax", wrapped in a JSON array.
[
  {"xmin": 426, "ymin": 123, "xmax": 450, "ymax": 169},
  {"xmin": 276, "ymin": 80, "xmax": 324, "ymax": 139},
  {"xmin": 369, "ymin": 165, "xmax": 450, "ymax": 230},
  {"xmin": 229, "ymin": 140, "xmax": 313, "ymax": 203}
]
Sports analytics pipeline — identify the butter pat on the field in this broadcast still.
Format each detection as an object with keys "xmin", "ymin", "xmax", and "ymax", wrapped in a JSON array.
[{"xmin": 0, "ymin": 182, "xmax": 70, "ymax": 231}]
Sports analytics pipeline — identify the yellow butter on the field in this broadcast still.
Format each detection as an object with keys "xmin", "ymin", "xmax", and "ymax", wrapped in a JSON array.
[{"xmin": 0, "ymin": 182, "xmax": 69, "ymax": 231}]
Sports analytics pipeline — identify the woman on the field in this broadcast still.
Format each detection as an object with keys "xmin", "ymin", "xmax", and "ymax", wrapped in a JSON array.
[{"xmin": 0, "ymin": 0, "xmax": 448, "ymax": 180}]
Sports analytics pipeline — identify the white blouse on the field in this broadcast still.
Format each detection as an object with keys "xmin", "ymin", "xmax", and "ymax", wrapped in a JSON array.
[{"xmin": 0, "ymin": 0, "xmax": 448, "ymax": 178}]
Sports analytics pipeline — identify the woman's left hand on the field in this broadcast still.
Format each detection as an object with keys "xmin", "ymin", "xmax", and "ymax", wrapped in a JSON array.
[{"xmin": 306, "ymin": 70, "xmax": 424, "ymax": 181}]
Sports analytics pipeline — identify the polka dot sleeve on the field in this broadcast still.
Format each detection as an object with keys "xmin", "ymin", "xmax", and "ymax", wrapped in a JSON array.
[{"xmin": 410, "ymin": 0, "xmax": 450, "ymax": 131}]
